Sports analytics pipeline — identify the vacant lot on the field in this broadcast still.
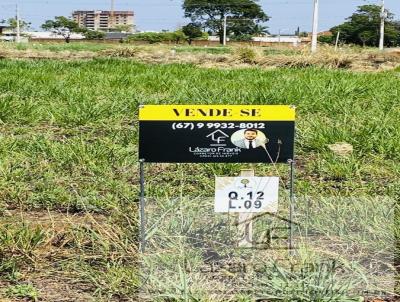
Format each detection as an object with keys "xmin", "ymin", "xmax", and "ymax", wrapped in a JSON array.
[
  {"xmin": 1, "ymin": 42, "xmax": 400, "ymax": 71},
  {"xmin": 0, "ymin": 45, "xmax": 399, "ymax": 301}
]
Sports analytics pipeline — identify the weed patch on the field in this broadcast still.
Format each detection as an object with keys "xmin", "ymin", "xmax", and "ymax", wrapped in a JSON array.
[{"xmin": 5, "ymin": 283, "xmax": 39, "ymax": 301}]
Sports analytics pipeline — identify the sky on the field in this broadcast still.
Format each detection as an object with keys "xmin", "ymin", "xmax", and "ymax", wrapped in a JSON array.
[{"xmin": 1, "ymin": 0, "xmax": 400, "ymax": 34}]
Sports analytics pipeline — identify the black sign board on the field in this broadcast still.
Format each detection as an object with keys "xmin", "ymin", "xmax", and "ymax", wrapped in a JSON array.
[{"xmin": 139, "ymin": 105, "xmax": 295, "ymax": 163}]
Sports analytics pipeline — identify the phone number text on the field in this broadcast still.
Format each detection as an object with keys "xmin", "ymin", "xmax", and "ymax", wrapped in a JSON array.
[{"xmin": 172, "ymin": 122, "xmax": 265, "ymax": 131}]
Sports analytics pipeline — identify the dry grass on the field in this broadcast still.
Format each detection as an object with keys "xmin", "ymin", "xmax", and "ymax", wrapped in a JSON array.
[
  {"xmin": 1, "ymin": 43, "xmax": 400, "ymax": 71},
  {"xmin": 0, "ymin": 48, "xmax": 97, "ymax": 60},
  {"xmin": 0, "ymin": 210, "xmax": 138, "ymax": 302}
]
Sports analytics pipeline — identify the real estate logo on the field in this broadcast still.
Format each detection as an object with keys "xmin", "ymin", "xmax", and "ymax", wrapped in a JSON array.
[{"xmin": 206, "ymin": 130, "xmax": 229, "ymax": 146}]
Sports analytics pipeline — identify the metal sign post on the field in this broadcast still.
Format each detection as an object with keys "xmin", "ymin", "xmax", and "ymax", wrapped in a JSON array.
[
  {"xmin": 139, "ymin": 159, "xmax": 146, "ymax": 253},
  {"xmin": 288, "ymin": 159, "xmax": 295, "ymax": 254},
  {"xmin": 238, "ymin": 169, "xmax": 255, "ymax": 247}
]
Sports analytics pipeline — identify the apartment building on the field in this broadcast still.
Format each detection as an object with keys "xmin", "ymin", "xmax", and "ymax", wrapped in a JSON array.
[{"xmin": 72, "ymin": 10, "xmax": 134, "ymax": 32}]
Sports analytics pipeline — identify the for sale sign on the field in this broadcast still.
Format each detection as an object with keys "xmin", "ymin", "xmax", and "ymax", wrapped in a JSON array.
[
  {"xmin": 214, "ymin": 177, "xmax": 279, "ymax": 213},
  {"xmin": 138, "ymin": 105, "xmax": 295, "ymax": 163}
]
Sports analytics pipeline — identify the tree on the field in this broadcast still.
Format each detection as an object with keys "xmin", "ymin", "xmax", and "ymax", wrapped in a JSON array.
[
  {"xmin": 41, "ymin": 16, "xmax": 79, "ymax": 43},
  {"xmin": 171, "ymin": 30, "xmax": 187, "ymax": 44},
  {"xmin": 251, "ymin": 24, "xmax": 269, "ymax": 36},
  {"xmin": 5, "ymin": 18, "xmax": 31, "ymax": 32},
  {"xmin": 183, "ymin": 0, "xmax": 269, "ymax": 44},
  {"xmin": 317, "ymin": 35, "xmax": 334, "ymax": 44},
  {"xmin": 230, "ymin": 33, "xmax": 253, "ymax": 41},
  {"xmin": 394, "ymin": 21, "xmax": 400, "ymax": 45},
  {"xmin": 127, "ymin": 30, "xmax": 188, "ymax": 44},
  {"xmin": 182, "ymin": 23, "xmax": 203, "ymax": 45},
  {"xmin": 330, "ymin": 5, "xmax": 400, "ymax": 47},
  {"xmin": 113, "ymin": 24, "xmax": 134, "ymax": 33}
]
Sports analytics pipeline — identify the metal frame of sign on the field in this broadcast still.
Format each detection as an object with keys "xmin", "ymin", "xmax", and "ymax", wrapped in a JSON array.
[{"xmin": 138, "ymin": 105, "xmax": 296, "ymax": 253}]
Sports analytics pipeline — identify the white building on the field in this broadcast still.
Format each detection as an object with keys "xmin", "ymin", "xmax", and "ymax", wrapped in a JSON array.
[
  {"xmin": 72, "ymin": 10, "xmax": 134, "ymax": 32},
  {"xmin": 253, "ymin": 36, "xmax": 302, "ymax": 46},
  {"xmin": 26, "ymin": 31, "xmax": 85, "ymax": 40},
  {"xmin": 208, "ymin": 35, "xmax": 302, "ymax": 46}
]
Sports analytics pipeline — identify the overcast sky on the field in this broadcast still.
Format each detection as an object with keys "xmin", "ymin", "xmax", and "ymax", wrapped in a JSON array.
[{"xmin": 1, "ymin": 0, "xmax": 400, "ymax": 34}]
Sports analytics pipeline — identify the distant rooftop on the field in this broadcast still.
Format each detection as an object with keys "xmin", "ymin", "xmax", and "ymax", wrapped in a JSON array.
[{"xmin": 73, "ymin": 10, "xmax": 134, "ymax": 16}]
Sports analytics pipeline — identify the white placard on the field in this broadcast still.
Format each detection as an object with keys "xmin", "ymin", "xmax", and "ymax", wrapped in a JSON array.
[{"xmin": 214, "ymin": 177, "xmax": 279, "ymax": 213}]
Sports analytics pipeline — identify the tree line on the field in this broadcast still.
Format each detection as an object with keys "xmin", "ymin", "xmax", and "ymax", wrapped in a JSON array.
[
  {"xmin": 321, "ymin": 5, "xmax": 400, "ymax": 47},
  {"xmin": 2, "ymin": 0, "xmax": 400, "ymax": 46}
]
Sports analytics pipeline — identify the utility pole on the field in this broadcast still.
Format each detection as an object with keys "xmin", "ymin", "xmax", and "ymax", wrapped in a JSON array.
[
  {"xmin": 223, "ymin": 15, "xmax": 227, "ymax": 46},
  {"xmin": 278, "ymin": 29, "xmax": 281, "ymax": 45},
  {"xmin": 334, "ymin": 31, "xmax": 340, "ymax": 51},
  {"xmin": 379, "ymin": 0, "xmax": 385, "ymax": 51},
  {"xmin": 311, "ymin": 0, "xmax": 319, "ymax": 53},
  {"xmin": 16, "ymin": 4, "xmax": 21, "ymax": 43}
]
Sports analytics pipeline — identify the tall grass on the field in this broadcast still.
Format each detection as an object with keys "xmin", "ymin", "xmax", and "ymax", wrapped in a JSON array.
[
  {"xmin": 11, "ymin": 42, "xmax": 113, "ymax": 52},
  {"xmin": 0, "ymin": 58, "xmax": 398, "ymax": 300},
  {"xmin": 175, "ymin": 46, "xmax": 231, "ymax": 55}
]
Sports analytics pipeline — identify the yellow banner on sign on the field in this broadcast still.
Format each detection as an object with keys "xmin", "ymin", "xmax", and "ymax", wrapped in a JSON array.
[{"xmin": 139, "ymin": 105, "xmax": 295, "ymax": 121}]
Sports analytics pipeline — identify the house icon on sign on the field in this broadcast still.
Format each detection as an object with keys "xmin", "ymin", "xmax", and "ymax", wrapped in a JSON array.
[{"xmin": 206, "ymin": 130, "xmax": 229, "ymax": 146}]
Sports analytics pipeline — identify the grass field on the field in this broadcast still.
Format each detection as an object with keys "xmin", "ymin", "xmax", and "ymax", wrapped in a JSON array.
[
  {"xmin": 0, "ymin": 44, "xmax": 399, "ymax": 301},
  {"xmin": 1, "ymin": 42, "xmax": 400, "ymax": 71}
]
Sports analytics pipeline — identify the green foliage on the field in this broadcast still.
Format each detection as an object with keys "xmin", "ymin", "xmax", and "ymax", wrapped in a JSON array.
[
  {"xmin": 0, "ymin": 258, "xmax": 22, "ymax": 281},
  {"xmin": 6, "ymin": 284, "xmax": 39, "ymax": 301},
  {"xmin": 330, "ymin": 5, "xmax": 400, "ymax": 47},
  {"xmin": 112, "ymin": 24, "xmax": 134, "ymax": 33},
  {"xmin": 252, "ymin": 24, "xmax": 269, "ymax": 36},
  {"xmin": 235, "ymin": 46, "xmax": 257, "ymax": 63},
  {"xmin": 230, "ymin": 33, "xmax": 253, "ymax": 41},
  {"xmin": 183, "ymin": 0, "xmax": 269, "ymax": 43},
  {"xmin": 173, "ymin": 29, "xmax": 187, "ymax": 44},
  {"xmin": 175, "ymin": 46, "xmax": 230, "ymax": 54},
  {"xmin": 127, "ymin": 31, "xmax": 187, "ymax": 44},
  {"xmin": 5, "ymin": 17, "xmax": 31, "ymax": 31},
  {"xmin": 41, "ymin": 16, "xmax": 80, "ymax": 43},
  {"xmin": 41, "ymin": 16, "xmax": 78, "ymax": 31},
  {"xmin": 318, "ymin": 35, "xmax": 334, "ymax": 44},
  {"xmin": 263, "ymin": 48, "xmax": 301, "ymax": 56},
  {"xmin": 23, "ymin": 42, "xmax": 111, "ymax": 52},
  {"xmin": 82, "ymin": 30, "xmax": 106, "ymax": 40},
  {"xmin": 0, "ymin": 224, "xmax": 46, "ymax": 256},
  {"xmin": 201, "ymin": 31, "xmax": 209, "ymax": 40},
  {"xmin": 182, "ymin": 23, "xmax": 204, "ymax": 44},
  {"xmin": 256, "ymin": 261, "xmax": 364, "ymax": 301},
  {"xmin": 79, "ymin": 262, "xmax": 139, "ymax": 299},
  {"xmin": 0, "ymin": 54, "xmax": 399, "ymax": 300}
]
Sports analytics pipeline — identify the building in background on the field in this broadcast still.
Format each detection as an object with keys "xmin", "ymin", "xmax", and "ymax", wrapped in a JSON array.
[
  {"xmin": 0, "ymin": 22, "xmax": 13, "ymax": 41},
  {"xmin": 253, "ymin": 36, "xmax": 302, "ymax": 47},
  {"xmin": 72, "ymin": 10, "xmax": 134, "ymax": 32},
  {"xmin": 207, "ymin": 35, "xmax": 303, "ymax": 47},
  {"xmin": 0, "ymin": 22, "xmax": 29, "ymax": 42},
  {"xmin": 27, "ymin": 31, "xmax": 85, "ymax": 41},
  {"xmin": 0, "ymin": 23, "xmax": 10, "ymax": 35}
]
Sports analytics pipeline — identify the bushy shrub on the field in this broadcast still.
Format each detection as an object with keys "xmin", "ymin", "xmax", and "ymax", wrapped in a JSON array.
[
  {"xmin": 83, "ymin": 30, "xmax": 105, "ymax": 40},
  {"xmin": 235, "ymin": 46, "xmax": 258, "ymax": 63},
  {"xmin": 318, "ymin": 35, "xmax": 334, "ymax": 44},
  {"xmin": 127, "ymin": 31, "xmax": 187, "ymax": 44}
]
